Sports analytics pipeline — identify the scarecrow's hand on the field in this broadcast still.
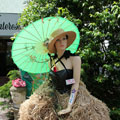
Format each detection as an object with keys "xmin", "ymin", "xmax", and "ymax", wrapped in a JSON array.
[{"xmin": 58, "ymin": 107, "xmax": 72, "ymax": 115}]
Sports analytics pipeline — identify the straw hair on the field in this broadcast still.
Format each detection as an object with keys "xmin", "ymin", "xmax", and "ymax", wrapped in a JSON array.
[
  {"xmin": 48, "ymin": 29, "xmax": 76, "ymax": 53},
  {"xmin": 18, "ymin": 80, "xmax": 110, "ymax": 120}
]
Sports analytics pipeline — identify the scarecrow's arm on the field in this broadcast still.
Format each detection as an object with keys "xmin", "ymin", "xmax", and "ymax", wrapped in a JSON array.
[
  {"xmin": 57, "ymin": 56, "xmax": 81, "ymax": 115},
  {"xmin": 67, "ymin": 56, "xmax": 81, "ymax": 109}
]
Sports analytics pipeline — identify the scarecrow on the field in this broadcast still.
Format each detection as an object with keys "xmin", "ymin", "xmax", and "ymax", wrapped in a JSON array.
[{"xmin": 12, "ymin": 17, "xmax": 110, "ymax": 120}]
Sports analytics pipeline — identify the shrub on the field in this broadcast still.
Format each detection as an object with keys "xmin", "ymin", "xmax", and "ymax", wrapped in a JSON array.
[{"xmin": 0, "ymin": 70, "xmax": 20, "ymax": 98}]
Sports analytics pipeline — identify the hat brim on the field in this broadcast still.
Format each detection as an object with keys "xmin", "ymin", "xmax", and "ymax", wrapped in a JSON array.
[{"xmin": 48, "ymin": 31, "xmax": 76, "ymax": 53}]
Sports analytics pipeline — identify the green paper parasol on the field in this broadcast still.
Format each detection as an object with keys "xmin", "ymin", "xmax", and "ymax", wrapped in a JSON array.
[{"xmin": 12, "ymin": 16, "xmax": 80, "ymax": 74}]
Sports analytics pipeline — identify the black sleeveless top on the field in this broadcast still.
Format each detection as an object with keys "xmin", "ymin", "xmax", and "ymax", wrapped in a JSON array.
[
  {"xmin": 49, "ymin": 50, "xmax": 78, "ymax": 94},
  {"xmin": 49, "ymin": 69, "xmax": 73, "ymax": 94}
]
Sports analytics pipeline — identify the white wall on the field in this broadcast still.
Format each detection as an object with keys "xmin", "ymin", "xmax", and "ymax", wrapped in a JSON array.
[{"xmin": 0, "ymin": 0, "xmax": 28, "ymax": 13}]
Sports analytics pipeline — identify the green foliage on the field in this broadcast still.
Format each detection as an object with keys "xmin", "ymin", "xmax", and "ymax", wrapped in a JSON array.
[
  {"xmin": 0, "ymin": 80, "xmax": 12, "ymax": 98},
  {"xmin": 0, "ymin": 101, "xmax": 5, "ymax": 106},
  {"xmin": 7, "ymin": 70, "xmax": 20, "ymax": 81},
  {"xmin": 0, "ymin": 101, "xmax": 9, "ymax": 113},
  {"xmin": 18, "ymin": 0, "xmax": 58, "ymax": 26},
  {"xmin": 15, "ymin": 0, "xmax": 120, "ymax": 119},
  {"xmin": 110, "ymin": 108, "xmax": 120, "ymax": 120},
  {"xmin": 0, "ymin": 70, "xmax": 20, "ymax": 98}
]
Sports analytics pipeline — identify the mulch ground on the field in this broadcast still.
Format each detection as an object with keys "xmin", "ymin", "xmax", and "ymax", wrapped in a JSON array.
[
  {"xmin": 0, "ymin": 77, "xmax": 14, "ymax": 120},
  {"xmin": 0, "ymin": 98, "xmax": 9, "ymax": 120}
]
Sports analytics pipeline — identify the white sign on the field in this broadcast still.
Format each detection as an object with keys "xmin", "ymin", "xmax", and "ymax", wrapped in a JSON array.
[{"xmin": 0, "ymin": 13, "xmax": 21, "ymax": 36}]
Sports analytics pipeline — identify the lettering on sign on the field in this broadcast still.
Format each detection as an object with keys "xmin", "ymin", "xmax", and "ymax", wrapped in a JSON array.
[{"xmin": 0, "ymin": 22, "xmax": 20, "ymax": 30}]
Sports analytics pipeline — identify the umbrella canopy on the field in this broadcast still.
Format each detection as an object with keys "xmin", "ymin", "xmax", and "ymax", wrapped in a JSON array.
[{"xmin": 11, "ymin": 16, "xmax": 80, "ymax": 74}]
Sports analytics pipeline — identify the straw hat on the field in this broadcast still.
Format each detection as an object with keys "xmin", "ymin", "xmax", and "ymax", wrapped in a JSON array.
[{"xmin": 48, "ymin": 29, "xmax": 76, "ymax": 53}]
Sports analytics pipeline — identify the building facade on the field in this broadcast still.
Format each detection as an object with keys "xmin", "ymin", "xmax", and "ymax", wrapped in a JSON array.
[{"xmin": 0, "ymin": 0, "xmax": 27, "ymax": 76}]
